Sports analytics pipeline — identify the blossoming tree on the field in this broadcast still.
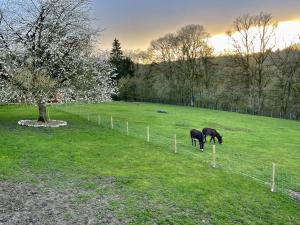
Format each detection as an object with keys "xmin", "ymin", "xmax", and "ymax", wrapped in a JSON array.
[{"xmin": 0, "ymin": 0, "xmax": 117, "ymax": 122}]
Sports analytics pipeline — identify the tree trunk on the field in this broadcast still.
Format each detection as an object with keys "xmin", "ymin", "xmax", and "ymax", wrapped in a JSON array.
[{"xmin": 38, "ymin": 101, "xmax": 47, "ymax": 122}]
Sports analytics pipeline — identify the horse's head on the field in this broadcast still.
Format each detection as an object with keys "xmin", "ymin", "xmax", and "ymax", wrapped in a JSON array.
[{"xmin": 217, "ymin": 135, "xmax": 223, "ymax": 144}]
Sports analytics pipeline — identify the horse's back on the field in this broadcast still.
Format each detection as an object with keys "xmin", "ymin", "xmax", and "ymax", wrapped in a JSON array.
[
  {"xmin": 190, "ymin": 129, "xmax": 203, "ymax": 140},
  {"xmin": 190, "ymin": 128, "xmax": 201, "ymax": 135},
  {"xmin": 202, "ymin": 128, "xmax": 216, "ymax": 135},
  {"xmin": 191, "ymin": 129, "xmax": 200, "ymax": 132}
]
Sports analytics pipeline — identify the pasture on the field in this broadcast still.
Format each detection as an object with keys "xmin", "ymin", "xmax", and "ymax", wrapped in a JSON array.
[{"xmin": 0, "ymin": 102, "xmax": 299, "ymax": 224}]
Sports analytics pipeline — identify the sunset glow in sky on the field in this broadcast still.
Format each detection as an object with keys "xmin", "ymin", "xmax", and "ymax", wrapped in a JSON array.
[
  {"xmin": 210, "ymin": 20, "xmax": 300, "ymax": 54},
  {"xmin": 91, "ymin": 0, "xmax": 300, "ymax": 53}
]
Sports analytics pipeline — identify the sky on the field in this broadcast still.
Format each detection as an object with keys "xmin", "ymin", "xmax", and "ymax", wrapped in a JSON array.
[{"xmin": 91, "ymin": 0, "xmax": 300, "ymax": 52}]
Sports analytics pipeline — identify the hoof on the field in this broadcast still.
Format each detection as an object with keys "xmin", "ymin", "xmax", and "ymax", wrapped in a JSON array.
[{"xmin": 200, "ymin": 149, "xmax": 204, "ymax": 152}]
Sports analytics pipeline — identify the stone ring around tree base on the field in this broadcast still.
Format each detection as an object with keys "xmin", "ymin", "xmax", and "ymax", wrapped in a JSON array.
[{"xmin": 18, "ymin": 120, "xmax": 67, "ymax": 128}]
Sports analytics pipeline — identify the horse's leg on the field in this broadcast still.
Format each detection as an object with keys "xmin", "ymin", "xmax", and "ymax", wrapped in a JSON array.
[
  {"xmin": 192, "ymin": 138, "xmax": 196, "ymax": 146},
  {"xmin": 210, "ymin": 136, "xmax": 213, "ymax": 143},
  {"xmin": 213, "ymin": 137, "xmax": 216, "ymax": 143},
  {"xmin": 200, "ymin": 141, "xmax": 204, "ymax": 152}
]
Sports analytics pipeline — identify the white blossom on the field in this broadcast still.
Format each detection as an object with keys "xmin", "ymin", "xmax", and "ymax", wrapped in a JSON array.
[{"xmin": 0, "ymin": 0, "xmax": 117, "ymax": 105}]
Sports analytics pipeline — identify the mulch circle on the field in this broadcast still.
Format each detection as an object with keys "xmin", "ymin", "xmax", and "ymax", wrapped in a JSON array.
[{"xmin": 18, "ymin": 120, "xmax": 67, "ymax": 128}]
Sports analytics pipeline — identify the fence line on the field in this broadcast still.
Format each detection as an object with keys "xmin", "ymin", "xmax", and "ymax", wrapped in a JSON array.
[
  {"xmin": 212, "ymin": 145, "xmax": 216, "ymax": 168},
  {"xmin": 53, "ymin": 103, "xmax": 299, "ymax": 198},
  {"xmin": 146, "ymin": 126, "xmax": 150, "ymax": 142},
  {"xmin": 271, "ymin": 163, "xmax": 276, "ymax": 192},
  {"xmin": 174, "ymin": 134, "xmax": 177, "ymax": 153}
]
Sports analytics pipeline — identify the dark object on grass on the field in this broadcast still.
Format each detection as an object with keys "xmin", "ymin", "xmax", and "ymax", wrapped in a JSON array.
[
  {"xmin": 202, "ymin": 128, "xmax": 223, "ymax": 144},
  {"xmin": 157, "ymin": 109, "xmax": 168, "ymax": 113},
  {"xmin": 190, "ymin": 129, "xmax": 205, "ymax": 151}
]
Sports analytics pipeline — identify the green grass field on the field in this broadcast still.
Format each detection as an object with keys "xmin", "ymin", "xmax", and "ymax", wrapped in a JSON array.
[{"xmin": 0, "ymin": 102, "xmax": 299, "ymax": 225}]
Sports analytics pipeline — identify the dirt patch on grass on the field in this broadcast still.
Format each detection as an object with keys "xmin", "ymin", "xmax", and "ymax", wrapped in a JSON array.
[
  {"xmin": 0, "ymin": 177, "xmax": 123, "ymax": 225},
  {"xmin": 223, "ymin": 127, "xmax": 252, "ymax": 132},
  {"xmin": 175, "ymin": 122, "xmax": 191, "ymax": 128},
  {"xmin": 289, "ymin": 190, "xmax": 300, "ymax": 202},
  {"xmin": 0, "ymin": 175, "xmax": 212, "ymax": 224}
]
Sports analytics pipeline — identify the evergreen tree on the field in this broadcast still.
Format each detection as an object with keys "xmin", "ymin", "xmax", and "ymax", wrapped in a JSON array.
[
  {"xmin": 110, "ymin": 38, "xmax": 124, "ymax": 62},
  {"xmin": 109, "ymin": 38, "xmax": 135, "ymax": 80}
]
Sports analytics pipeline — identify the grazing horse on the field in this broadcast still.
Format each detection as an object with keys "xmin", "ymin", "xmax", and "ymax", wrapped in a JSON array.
[
  {"xmin": 202, "ymin": 128, "xmax": 223, "ymax": 144},
  {"xmin": 190, "ymin": 129, "xmax": 205, "ymax": 151}
]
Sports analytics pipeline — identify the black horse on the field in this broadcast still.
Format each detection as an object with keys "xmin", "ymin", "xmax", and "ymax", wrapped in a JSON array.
[
  {"xmin": 202, "ymin": 128, "xmax": 223, "ymax": 144},
  {"xmin": 190, "ymin": 129, "xmax": 205, "ymax": 151}
]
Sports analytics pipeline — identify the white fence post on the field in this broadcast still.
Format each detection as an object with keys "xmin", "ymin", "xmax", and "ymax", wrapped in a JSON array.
[
  {"xmin": 111, "ymin": 116, "xmax": 113, "ymax": 129},
  {"xmin": 126, "ymin": 121, "xmax": 129, "ymax": 135},
  {"xmin": 271, "ymin": 163, "xmax": 276, "ymax": 192},
  {"xmin": 47, "ymin": 107, "xmax": 51, "ymax": 121},
  {"xmin": 147, "ymin": 126, "xmax": 150, "ymax": 142},
  {"xmin": 174, "ymin": 134, "xmax": 177, "ymax": 153},
  {"xmin": 212, "ymin": 145, "xmax": 216, "ymax": 168},
  {"xmin": 98, "ymin": 114, "xmax": 101, "ymax": 125}
]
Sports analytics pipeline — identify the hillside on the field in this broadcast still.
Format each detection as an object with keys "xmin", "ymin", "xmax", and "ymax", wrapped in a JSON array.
[{"xmin": 0, "ymin": 102, "xmax": 299, "ymax": 224}]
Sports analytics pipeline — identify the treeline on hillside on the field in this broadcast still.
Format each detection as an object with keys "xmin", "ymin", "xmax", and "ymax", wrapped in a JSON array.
[{"xmin": 110, "ymin": 12, "xmax": 300, "ymax": 119}]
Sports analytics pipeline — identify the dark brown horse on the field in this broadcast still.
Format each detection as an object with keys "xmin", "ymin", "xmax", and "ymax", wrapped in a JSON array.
[
  {"xmin": 202, "ymin": 128, "xmax": 223, "ymax": 144},
  {"xmin": 190, "ymin": 129, "xmax": 205, "ymax": 151}
]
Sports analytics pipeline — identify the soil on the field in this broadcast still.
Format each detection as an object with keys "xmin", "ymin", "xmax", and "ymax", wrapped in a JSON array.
[{"xmin": 0, "ymin": 177, "xmax": 123, "ymax": 225}]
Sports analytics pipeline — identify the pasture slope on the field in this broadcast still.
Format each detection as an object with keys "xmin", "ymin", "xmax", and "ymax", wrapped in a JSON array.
[{"xmin": 0, "ymin": 102, "xmax": 299, "ymax": 225}]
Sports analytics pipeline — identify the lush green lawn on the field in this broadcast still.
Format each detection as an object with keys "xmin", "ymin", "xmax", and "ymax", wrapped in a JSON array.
[{"xmin": 0, "ymin": 102, "xmax": 299, "ymax": 225}]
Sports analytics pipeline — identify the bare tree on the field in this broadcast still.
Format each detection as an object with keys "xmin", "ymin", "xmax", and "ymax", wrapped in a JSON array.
[
  {"xmin": 227, "ymin": 12, "xmax": 277, "ymax": 112},
  {"xmin": 150, "ymin": 34, "xmax": 178, "ymax": 63},
  {"xmin": 271, "ymin": 44, "xmax": 300, "ymax": 113},
  {"xmin": 176, "ymin": 24, "xmax": 213, "ymax": 106},
  {"xmin": 148, "ymin": 25, "xmax": 213, "ymax": 106},
  {"xmin": 150, "ymin": 33, "xmax": 178, "ymax": 80}
]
